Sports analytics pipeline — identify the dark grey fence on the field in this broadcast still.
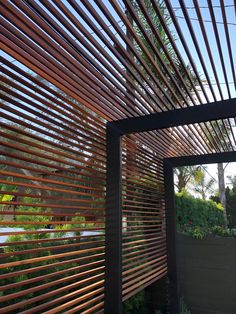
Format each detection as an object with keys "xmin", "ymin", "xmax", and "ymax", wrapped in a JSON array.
[{"xmin": 177, "ymin": 233, "xmax": 236, "ymax": 314}]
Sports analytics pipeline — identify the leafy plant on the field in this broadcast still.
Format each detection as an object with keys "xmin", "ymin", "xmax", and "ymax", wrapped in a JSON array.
[
  {"xmin": 211, "ymin": 226, "xmax": 236, "ymax": 237},
  {"xmin": 174, "ymin": 166, "xmax": 203, "ymax": 193},
  {"xmin": 0, "ymin": 232, "xmax": 84, "ymax": 311},
  {"xmin": 123, "ymin": 291, "xmax": 145, "ymax": 314},
  {"xmin": 176, "ymin": 192, "xmax": 226, "ymax": 239},
  {"xmin": 15, "ymin": 197, "xmax": 51, "ymax": 229},
  {"xmin": 0, "ymin": 180, "xmax": 16, "ymax": 203},
  {"xmin": 176, "ymin": 192, "xmax": 224, "ymax": 229}
]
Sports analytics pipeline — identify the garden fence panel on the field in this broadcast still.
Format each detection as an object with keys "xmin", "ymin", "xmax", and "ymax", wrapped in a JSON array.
[
  {"xmin": 121, "ymin": 135, "xmax": 167, "ymax": 302},
  {"xmin": 0, "ymin": 56, "xmax": 106, "ymax": 313}
]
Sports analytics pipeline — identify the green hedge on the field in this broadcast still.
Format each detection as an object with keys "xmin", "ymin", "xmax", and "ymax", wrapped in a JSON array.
[{"xmin": 176, "ymin": 192, "xmax": 224, "ymax": 231}]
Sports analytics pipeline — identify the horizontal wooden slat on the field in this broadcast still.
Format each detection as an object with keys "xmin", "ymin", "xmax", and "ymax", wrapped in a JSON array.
[
  {"xmin": 122, "ymin": 268, "xmax": 167, "ymax": 301},
  {"xmin": 0, "ymin": 228, "xmax": 104, "ymax": 237},
  {"xmin": 43, "ymin": 289, "xmax": 104, "ymax": 314},
  {"xmin": 0, "ymin": 275, "xmax": 104, "ymax": 313},
  {"xmin": 19, "ymin": 284, "xmax": 104, "ymax": 314},
  {"xmin": 0, "ymin": 268, "xmax": 104, "ymax": 303},
  {"xmin": 0, "ymin": 253, "xmax": 105, "ymax": 281},
  {"xmin": 122, "ymin": 266, "xmax": 167, "ymax": 295},
  {"xmin": 123, "ymin": 252, "xmax": 167, "ymax": 270},
  {"xmin": 0, "ymin": 234, "xmax": 104, "ymax": 247},
  {"xmin": 0, "ymin": 239, "xmax": 104, "ymax": 258},
  {"xmin": 0, "ymin": 260, "xmax": 104, "ymax": 291},
  {"xmin": 0, "ymin": 190, "xmax": 105, "ymax": 204}
]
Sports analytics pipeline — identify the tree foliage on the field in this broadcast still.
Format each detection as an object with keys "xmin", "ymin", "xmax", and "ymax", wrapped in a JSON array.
[
  {"xmin": 174, "ymin": 166, "xmax": 203, "ymax": 193},
  {"xmin": 212, "ymin": 176, "xmax": 236, "ymax": 228},
  {"xmin": 192, "ymin": 169, "xmax": 215, "ymax": 200},
  {"xmin": 132, "ymin": 0, "xmax": 199, "ymax": 103},
  {"xmin": 176, "ymin": 192, "xmax": 224, "ymax": 230}
]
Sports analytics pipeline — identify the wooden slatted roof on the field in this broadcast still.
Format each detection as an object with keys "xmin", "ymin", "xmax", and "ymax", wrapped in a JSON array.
[{"xmin": 1, "ymin": 0, "xmax": 236, "ymax": 159}]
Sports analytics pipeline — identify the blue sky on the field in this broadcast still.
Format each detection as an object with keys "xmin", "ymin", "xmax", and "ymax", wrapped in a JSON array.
[{"xmin": 169, "ymin": 0, "xmax": 236, "ymax": 102}]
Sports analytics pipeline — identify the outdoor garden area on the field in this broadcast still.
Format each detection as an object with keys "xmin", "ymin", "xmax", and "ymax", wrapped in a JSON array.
[{"xmin": 1, "ymin": 0, "xmax": 236, "ymax": 313}]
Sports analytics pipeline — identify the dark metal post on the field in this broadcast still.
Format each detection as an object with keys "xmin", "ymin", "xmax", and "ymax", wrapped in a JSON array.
[
  {"xmin": 163, "ymin": 160, "xmax": 179, "ymax": 314},
  {"xmin": 105, "ymin": 123, "xmax": 122, "ymax": 314}
]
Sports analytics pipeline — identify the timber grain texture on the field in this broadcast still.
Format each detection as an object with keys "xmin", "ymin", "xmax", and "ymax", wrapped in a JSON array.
[{"xmin": 176, "ymin": 233, "xmax": 236, "ymax": 314}]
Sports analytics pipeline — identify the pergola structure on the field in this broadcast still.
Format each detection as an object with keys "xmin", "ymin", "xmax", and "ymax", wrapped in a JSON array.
[{"xmin": 1, "ymin": 1, "xmax": 236, "ymax": 313}]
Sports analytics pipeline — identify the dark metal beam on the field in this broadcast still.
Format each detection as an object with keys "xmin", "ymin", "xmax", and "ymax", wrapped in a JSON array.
[
  {"xmin": 111, "ymin": 98, "xmax": 236, "ymax": 135},
  {"xmin": 164, "ymin": 160, "xmax": 179, "ymax": 314},
  {"xmin": 165, "ymin": 151, "xmax": 236, "ymax": 167},
  {"xmin": 105, "ymin": 123, "xmax": 123, "ymax": 314}
]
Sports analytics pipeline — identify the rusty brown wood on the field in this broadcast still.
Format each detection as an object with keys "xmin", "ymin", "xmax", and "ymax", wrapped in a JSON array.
[
  {"xmin": 19, "ymin": 284, "xmax": 104, "ymax": 314},
  {"xmin": 0, "ymin": 170, "xmax": 105, "ymax": 193},
  {"xmin": 123, "ymin": 253, "xmax": 166, "ymax": 270},
  {"xmin": 0, "ymin": 58, "xmax": 106, "ymax": 129},
  {"xmin": 178, "ymin": 0, "xmax": 232, "ymax": 152},
  {"xmin": 0, "ymin": 240, "xmax": 104, "ymax": 260},
  {"xmin": 0, "ymin": 138, "xmax": 106, "ymax": 177},
  {"xmin": 0, "ymin": 274, "xmax": 104, "ymax": 312},
  {"xmin": 0, "ymin": 30, "xmax": 114, "ymax": 120},
  {"xmin": 0, "ymin": 160, "xmax": 105, "ymax": 187},
  {"xmin": 0, "ymin": 234, "xmax": 104, "ymax": 247},
  {"xmin": 0, "ymin": 111, "xmax": 103, "ymax": 154},
  {"xmin": 25, "ymin": 0, "xmax": 143, "ymax": 117},
  {"xmin": 57, "ymin": 294, "xmax": 104, "ymax": 314},
  {"xmin": 0, "ymin": 149, "xmax": 105, "ymax": 183},
  {"xmin": 0, "ymin": 92, "xmax": 107, "ymax": 160},
  {"xmin": 0, "ymin": 246, "xmax": 105, "ymax": 270},
  {"xmin": 0, "ymin": 75, "xmax": 106, "ymax": 150},
  {"xmin": 122, "ymin": 267, "xmax": 167, "ymax": 298},
  {"xmin": 0, "ymin": 190, "xmax": 104, "ymax": 205},
  {"xmin": 122, "ymin": 265, "xmax": 167, "ymax": 289},
  {"xmin": 0, "ymin": 260, "xmax": 104, "ymax": 291},
  {"xmin": 0, "ymin": 240, "xmax": 104, "ymax": 258},
  {"xmin": 0, "ymin": 253, "xmax": 105, "ymax": 280},
  {"xmin": 123, "ymin": 0, "xmax": 197, "ymax": 107},
  {"xmin": 0, "ymin": 227, "xmax": 104, "ymax": 237},
  {"xmin": 123, "ymin": 245, "xmax": 166, "ymax": 260},
  {"xmin": 74, "ymin": 0, "xmax": 173, "ymax": 112},
  {"xmin": 123, "ymin": 259, "xmax": 166, "ymax": 280}
]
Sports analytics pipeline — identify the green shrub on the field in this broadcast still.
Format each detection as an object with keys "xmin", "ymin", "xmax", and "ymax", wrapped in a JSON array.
[
  {"xmin": 211, "ymin": 226, "xmax": 236, "ymax": 237},
  {"xmin": 175, "ymin": 192, "xmax": 225, "ymax": 239},
  {"xmin": 176, "ymin": 192, "xmax": 224, "ymax": 230},
  {"xmin": 123, "ymin": 290, "xmax": 150, "ymax": 314},
  {"xmin": 0, "ymin": 232, "xmax": 84, "ymax": 311}
]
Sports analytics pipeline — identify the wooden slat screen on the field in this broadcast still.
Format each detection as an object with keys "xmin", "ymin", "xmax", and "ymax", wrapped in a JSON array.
[
  {"xmin": 0, "ymin": 56, "xmax": 106, "ymax": 314},
  {"xmin": 122, "ymin": 135, "xmax": 167, "ymax": 302}
]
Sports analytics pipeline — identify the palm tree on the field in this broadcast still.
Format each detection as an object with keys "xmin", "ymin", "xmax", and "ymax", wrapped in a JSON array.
[
  {"xmin": 131, "ymin": 0, "xmax": 199, "ymax": 105},
  {"xmin": 174, "ymin": 166, "xmax": 202, "ymax": 193},
  {"xmin": 193, "ymin": 169, "xmax": 215, "ymax": 200}
]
